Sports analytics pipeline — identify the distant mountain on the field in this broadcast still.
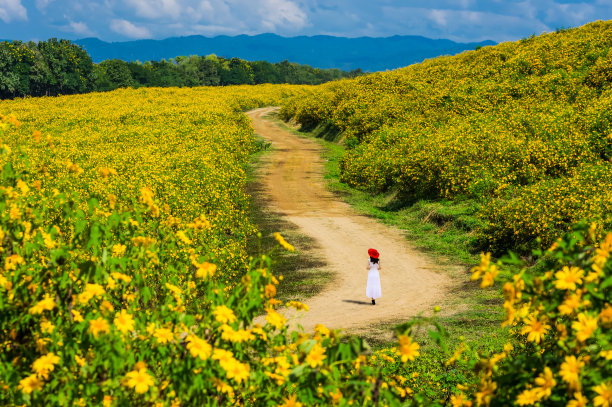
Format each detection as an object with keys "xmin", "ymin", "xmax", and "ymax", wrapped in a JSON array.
[{"xmin": 75, "ymin": 34, "xmax": 496, "ymax": 72}]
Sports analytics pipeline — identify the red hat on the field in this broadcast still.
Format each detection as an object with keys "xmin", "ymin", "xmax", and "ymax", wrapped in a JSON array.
[{"xmin": 368, "ymin": 248, "xmax": 379, "ymax": 259}]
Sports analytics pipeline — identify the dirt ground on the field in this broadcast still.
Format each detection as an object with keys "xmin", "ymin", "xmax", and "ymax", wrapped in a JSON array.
[{"xmin": 248, "ymin": 107, "xmax": 455, "ymax": 334}]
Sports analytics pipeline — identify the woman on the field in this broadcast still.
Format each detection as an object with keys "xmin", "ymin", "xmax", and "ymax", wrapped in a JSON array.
[{"xmin": 366, "ymin": 248, "xmax": 382, "ymax": 305}]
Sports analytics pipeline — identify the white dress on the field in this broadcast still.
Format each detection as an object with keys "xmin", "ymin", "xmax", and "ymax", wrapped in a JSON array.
[{"xmin": 366, "ymin": 260, "xmax": 382, "ymax": 299}]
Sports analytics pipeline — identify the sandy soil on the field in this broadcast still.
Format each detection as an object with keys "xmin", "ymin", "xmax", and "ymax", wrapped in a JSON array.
[{"xmin": 248, "ymin": 107, "xmax": 454, "ymax": 333}]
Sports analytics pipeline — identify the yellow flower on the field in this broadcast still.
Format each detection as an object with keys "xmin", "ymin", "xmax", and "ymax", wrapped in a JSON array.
[
  {"xmin": 265, "ymin": 309, "xmax": 286, "ymax": 329},
  {"xmin": 471, "ymin": 252, "xmax": 491, "ymax": 281},
  {"xmin": 559, "ymin": 293, "xmax": 582, "ymax": 315},
  {"xmin": 516, "ymin": 388, "xmax": 540, "ymax": 405},
  {"xmin": 176, "ymin": 230, "xmax": 192, "ymax": 245},
  {"xmin": 594, "ymin": 382, "xmax": 612, "ymax": 407},
  {"xmin": 600, "ymin": 304, "xmax": 612, "ymax": 326},
  {"xmin": 475, "ymin": 379, "xmax": 497, "ymax": 406},
  {"xmin": 111, "ymin": 244, "xmax": 126, "ymax": 257},
  {"xmin": 398, "ymin": 335, "xmax": 420, "ymax": 362},
  {"xmin": 286, "ymin": 301, "xmax": 309, "ymax": 312},
  {"xmin": 279, "ymin": 395, "xmax": 303, "ymax": 407},
  {"xmin": 600, "ymin": 350, "xmax": 612, "ymax": 360},
  {"xmin": 66, "ymin": 160, "xmax": 84, "ymax": 175},
  {"xmin": 585, "ymin": 271, "xmax": 600, "ymax": 283},
  {"xmin": 100, "ymin": 300, "xmax": 114, "ymax": 314},
  {"xmin": 567, "ymin": 392, "xmax": 588, "ymax": 407},
  {"xmin": 18, "ymin": 374, "xmax": 43, "ymax": 394},
  {"xmin": 98, "ymin": 167, "xmax": 117, "ymax": 179},
  {"xmin": 212, "ymin": 348, "xmax": 235, "ymax": 365},
  {"xmin": 185, "ymin": 335, "xmax": 212, "ymax": 360},
  {"xmin": 273, "ymin": 232, "xmax": 295, "ymax": 251},
  {"xmin": 534, "ymin": 367, "xmax": 556, "ymax": 398},
  {"xmin": 75, "ymin": 355, "xmax": 86, "ymax": 367},
  {"xmin": 502, "ymin": 282, "xmax": 516, "ymax": 303},
  {"xmin": 305, "ymin": 343, "xmax": 326, "ymax": 368},
  {"xmin": 140, "ymin": 187, "xmax": 154, "ymax": 206},
  {"xmin": 264, "ymin": 283, "xmax": 277, "ymax": 298},
  {"xmin": 450, "ymin": 393, "xmax": 472, "ymax": 407},
  {"xmin": 521, "ymin": 315, "xmax": 549, "ymax": 344},
  {"xmin": 480, "ymin": 266, "xmax": 499, "ymax": 288},
  {"xmin": 314, "ymin": 324, "xmax": 330, "ymax": 337},
  {"xmin": 40, "ymin": 319, "xmax": 55, "ymax": 334},
  {"xmin": 72, "ymin": 310, "xmax": 84, "ymax": 322},
  {"xmin": 329, "ymin": 388, "xmax": 342, "ymax": 404},
  {"xmin": 223, "ymin": 359, "xmax": 250, "ymax": 383},
  {"xmin": 211, "ymin": 378, "xmax": 234, "ymax": 395},
  {"xmin": 102, "ymin": 395, "xmax": 113, "ymax": 407},
  {"xmin": 89, "ymin": 317, "xmax": 110, "ymax": 338},
  {"xmin": 125, "ymin": 368, "xmax": 154, "ymax": 394},
  {"xmin": 153, "ymin": 328, "xmax": 174, "ymax": 344},
  {"xmin": 502, "ymin": 301, "xmax": 516, "ymax": 327},
  {"xmin": 572, "ymin": 313, "xmax": 598, "ymax": 342},
  {"xmin": 78, "ymin": 283, "xmax": 106, "ymax": 304},
  {"xmin": 29, "ymin": 295, "xmax": 56, "ymax": 314},
  {"xmin": 554, "ymin": 266, "xmax": 584, "ymax": 290},
  {"xmin": 165, "ymin": 283, "xmax": 182, "ymax": 295},
  {"xmin": 195, "ymin": 262, "xmax": 216, "ymax": 278},
  {"xmin": 213, "ymin": 305, "xmax": 237, "ymax": 324},
  {"xmin": 4, "ymin": 254, "xmax": 24, "ymax": 271},
  {"xmin": 32, "ymin": 352, "xmax": 60, "ymax": 378},
  {"xmin": 559, "ymin": 356, "xmax": 583, "ymax": 389},
  {"xmin": 114, "ymin": 310, "xmax": 135, "ymax": 334}
]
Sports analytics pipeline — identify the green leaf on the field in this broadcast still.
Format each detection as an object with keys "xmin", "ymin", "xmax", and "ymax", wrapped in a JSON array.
[
  {"xmin": 289, "ymin": 364, "xmax": 307, "ymax": 379},
  {"xmin": 600, "ymin": 276, "xmax": 612, "ymax": 290}
]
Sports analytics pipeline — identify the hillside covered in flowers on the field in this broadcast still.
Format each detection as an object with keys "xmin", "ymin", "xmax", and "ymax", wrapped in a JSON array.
[{"xmin": 281, "ymin": 20, "xmax": 612, "ymax": 253}]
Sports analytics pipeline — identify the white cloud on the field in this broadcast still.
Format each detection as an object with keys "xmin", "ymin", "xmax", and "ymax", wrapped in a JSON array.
[
  {"xmin": 259, "ymin": 0, "xmax": 308, "ymax": 31},
  {"xmin": 110, "ymin": 18, "xmax": 152, "ymax": 38},
  {"xmin": 35, "ymin": 0, "xmax": 53, "ymax": 10},
  {"xmin": 546, "ymin": 2, "xmax": 596, "ymax": 25},
  {"xmin": 120, "ymin": 0, "xmax": 219, "ymax": 22},
  {"xmin": 429, "ymin": 9, "xmax": 448, "ymax": 26},
  {"xmin": 0, "ymin": 0, "xmax": 27, "ymax": 23},
  {"xmin": 68, "ymin": 20, "xmax": 94, "ymax": 36},
  {"xmin": 125, "ymin": 0, "xmax": 181, "ymax": 20}
]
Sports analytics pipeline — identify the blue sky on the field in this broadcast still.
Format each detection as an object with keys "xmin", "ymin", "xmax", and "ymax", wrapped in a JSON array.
[{"xmin": 1, "ymin": 0, "xmax": 611, "ymax": 43}]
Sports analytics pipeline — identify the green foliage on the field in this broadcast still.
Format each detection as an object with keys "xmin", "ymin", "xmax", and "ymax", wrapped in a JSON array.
[{"xmin": 0, "ymin": 39, "xmax": 95, "ymax": 98}]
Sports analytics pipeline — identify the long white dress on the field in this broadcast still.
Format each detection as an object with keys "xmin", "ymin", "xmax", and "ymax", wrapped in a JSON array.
[{"xmin": 366, "ymin": 260, "xmax": 382, "ymax": 299}]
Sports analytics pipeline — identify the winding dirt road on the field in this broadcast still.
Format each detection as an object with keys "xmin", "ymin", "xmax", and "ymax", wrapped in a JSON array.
[{"xmin": 248, "ymin": 107, "xmax": 453, "ymax": 333}]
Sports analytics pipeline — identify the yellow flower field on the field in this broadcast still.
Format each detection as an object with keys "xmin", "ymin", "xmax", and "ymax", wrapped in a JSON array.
[
  {"xmin": 0, "ymin": 85, "xmax": 306, "ymax": 280},
  {"xmin": 0, "ymin": 86, "xmax": 430, "ymax": 406}
]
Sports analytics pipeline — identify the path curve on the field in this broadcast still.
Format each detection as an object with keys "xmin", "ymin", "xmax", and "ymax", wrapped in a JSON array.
[{"xmin": 248, "ymin": 107, "xmax": 453, "ymax": 333}]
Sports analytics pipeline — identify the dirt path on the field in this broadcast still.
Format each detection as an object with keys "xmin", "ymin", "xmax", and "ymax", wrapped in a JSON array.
[{"xmin": 248, "ymin": 107, "xmax": 454, "ymax": 333}]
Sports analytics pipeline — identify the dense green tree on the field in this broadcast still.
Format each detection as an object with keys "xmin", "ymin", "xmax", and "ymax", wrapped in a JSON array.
[
  {"xmin": 252, "ymin": 61, "xmax": 280, "ymax": 84},
  {"xmin": 0, "ymin": 38, "xmax": 362, "ymax": 99},
  {"xmin": 37, "ymin": 38, "xmax": 94, "ymax": 96},
  {"xmin": 220, "ymin": 57, "xmax": 254, "ymax": 85},
  {"xmin": 127, "ymin": 61, "xmax": 155, "ymax": 86},
  {"xmin": 96, "ymin": 59, "xmax": 135, "ymax": 91},
  {"xmin": 150, "ymin": 59, "xmax": 186, "ymax": 87},
  {"xmin": 196, "ymin": 55, "xmax": 221, "ymax": 86}
]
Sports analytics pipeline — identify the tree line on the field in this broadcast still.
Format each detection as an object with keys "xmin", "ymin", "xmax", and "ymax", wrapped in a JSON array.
[{"xmin": 0, "ymin": 38, "xmax": 364, "ymax": 99}]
